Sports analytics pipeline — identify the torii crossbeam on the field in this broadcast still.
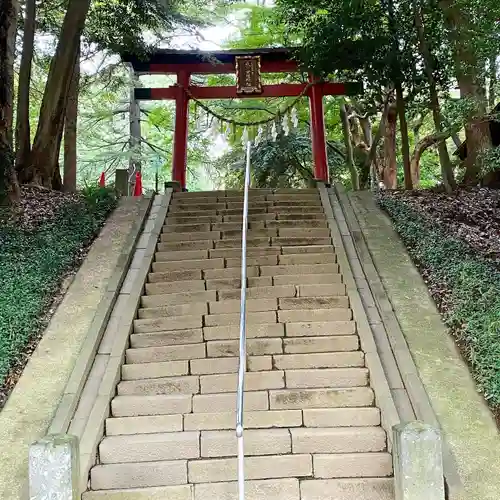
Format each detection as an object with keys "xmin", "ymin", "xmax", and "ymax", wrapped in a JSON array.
[{"xmin": 123, "ymin": 48, "xmax": 363, "ymax": 189}]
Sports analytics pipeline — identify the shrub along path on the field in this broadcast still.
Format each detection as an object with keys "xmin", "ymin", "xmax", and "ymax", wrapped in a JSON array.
[
  {"xmin": 0, "ymin": 186, "xmax": 117, "ymax": 408},
  {"xmin": 378, "ymin": 188, "xmax": 500, "ymax": 423}
]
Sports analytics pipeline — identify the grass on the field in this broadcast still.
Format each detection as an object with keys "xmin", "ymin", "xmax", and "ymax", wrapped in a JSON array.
[
  {"xmin": 378, "ymin": 194, "xmax": 500, "ymax": 409},
  {"xmin": 0, "ymin": 186, "xmax": 118, "ymax": 388}
]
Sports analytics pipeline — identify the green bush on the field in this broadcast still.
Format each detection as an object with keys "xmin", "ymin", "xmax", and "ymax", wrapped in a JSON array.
[
  {"xmin": 378, "ymin": 195, "xmax": 500, "ymax": 408},
  {"xmin": 0, "ymin": 187, "xmax": 117, "ymax": 387}
]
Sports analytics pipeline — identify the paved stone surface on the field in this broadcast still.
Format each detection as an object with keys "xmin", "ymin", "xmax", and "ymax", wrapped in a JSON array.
[{"xmin": 348, "ymin": 191, "xmax": 500, "ymax": 500}]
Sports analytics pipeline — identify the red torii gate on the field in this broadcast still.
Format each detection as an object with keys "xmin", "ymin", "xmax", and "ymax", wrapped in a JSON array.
[{"xmin": 123, "ymin": 48, "xmax": 362, "ymax": 189}]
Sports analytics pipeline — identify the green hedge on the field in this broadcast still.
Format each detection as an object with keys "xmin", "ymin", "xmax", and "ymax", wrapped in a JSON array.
[
  {"xmin": 378, "ymin": 194, "xmax": 500, "ymax": 408},
  {"xmin": 0, "ymin": 187, "xmax": 118, "ymax": 387}
]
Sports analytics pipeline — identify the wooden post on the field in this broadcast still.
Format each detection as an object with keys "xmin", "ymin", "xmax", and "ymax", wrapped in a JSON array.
[
  {"xmin": 129, "ymin": 67, "xmax": 141, "ymax": 196},
  {"xmin": 172, "ymin": 71, "xmax": 191, "ymax": 190},
  {"xmin": 309, "ymin": 76, "xmax": 329, "ymax": 183}
]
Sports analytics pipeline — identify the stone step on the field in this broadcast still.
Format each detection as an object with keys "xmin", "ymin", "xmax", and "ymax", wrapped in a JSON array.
[
  {"xmin": 208, "ymin": 298, "xmax": 277, "ymax": 315},
  {"xmin": 190, "ymin": 355, "xmax": 272, "ymax": 374},
  {"xmin": 284, "ymin": 321, "xmax": 356, "ymax": 337},
  {"xmin": 278, "ymin": 253, "xmax": 336, "ymax": 265},
  {"xmin": 268, "ymin": 206, "xmax": 323, "ymax": 213},
  {"xmin": 296, "ymin": 283, "xmax": 346, "ymax": 297},
  {"xmin": 168, "ymin": 202, "xmax": 226, "ymax": 211},
  {"xmin": 205, "ymin": 276, "xmax": 272, "ymax": 290},
  {"xmin": 217, "ymin": 285, "xmax": 296, "ymax": 301},
  {"xmin": 219, "ymin": 228, "xmax": 278, "ymax": 238},
  {"xmin": 208, "ymin": 247, "xmax": 280, "ymax": 259},
  {"xmin": 265, "ymin": 219, "xmax": 328, "ymax": 228},
  {"xmin": 126, "ymin": 343, "xmax": 206, "ymax": 364},
  {"xmin": 206, "ymin": 338, "xmax": 282, "ymax": 357},
  {"xmin": 277, "ymin": 212, "xmax": 325, "ymax": 220},
  {"xmin": 166, "ymin": 215, "xmax": 222, "ymax": 224},
  {"xmin": 157, "ymin": 240, "xmax": 213, "ymax": 252},
  {"xmin": 147, "ymin": 269, "xmax": 202, "ymax": 283},
  {"xmin": 291, "ymin": 427, "xmax": 387, "ymax": 454},
  {"xmin": 184, "ymin": 409, "xmax": 302, "ymax": 431},
  {"xmin": 283, "ymin": 335, "xmax": 359, "ymax": 353},
  {"xmin": 106, "ymin": 414, "xmax": 183, "ymax": 435},
  {"xmin": 154, "ymin": 249, "xmax": 209, "ymax": 262},
  {"xmin": 203, "ymin": 323, "xmax": 285, "ymax": 341},
  {"xmin": 188, "ymin": 454, "xmax": 312, "ymax": 483},
  {"xmin": 302, "ymin": 479, "xmax": 394, "ymax": 500},
  {"xmin": 225, "ymin": 255, "xmax": 279, "ymax": 267},
  {"xmin": 278, "ymin": 308, "xmax": 352, "ymax": 323},
  {"xmin": 200, "ymin": 370, "xmax": 285, "ymax": 393},
  {"xmin": 90, "ymin": 460, "xmax": 187, "ymax": 490},
  {"xmin": 313, "ymin": 452, "xmax": 393, "ymax": 479},
  {"xmin": 281, "ymin": 244, "xmax": 334, "ymax": 254},
  {"xmin": 285, "ymin": 368, "xmax": 369, "ymax": 389},
  {"xmin": 261, "ymin": 263, "xmax": 339, "ymax": 276},
  {"xmin": 269, "ymin": 387, "xmax": 374, "ymax": 409},
  {"xmin": 204, "ymin": 310, "xmax": 277, "ymax": 327},
  {"xmin": 111, "ymin": 395, "xmax": 193, "ymax": 417},
  {"xmin": 192, "ymin": 391, "xmax": 269, "ymax": 412},
  {"xmin": 278, "ymin": 228, "xmax": 330, "ymax": 238},
  {"xmin": 145, "ymin": 280, "xmax": 206, "ymax": 295},
  {"xmin": 303, "ymin": 408, "xmax": 381, "ymax": 427},
  {"xmin": 160, "ymin": 231, "xmax": 221, "ymax": 243},
  {"xmin": 130, "ymin": 329, "xmax": 204, "ymax": 349},
  {"xmin": 152, "ymin": 258, "xmax": 224, "ymax": 272},
  {"xmin": 163, "ymin": 222, "xmax": 211, "ymax": 233},
  {"xmin": 214, "ymin": 237, "xmax": 271, "ymax": 249},
  {"xmin": 272, "ymin": 237, "xmax": 332, "ymax": 247},
  {"xmin": 202, "ymin": 266, "xmax": 260, "ymax": 280},
  {"xmin": 141, "ymin": 291, "xmax": 216, "ymax": 308},
  {"xmin": 278, "ymin": 296, "xmax": 350, "ymax": 310},
  {"xmin": 137, "ymin": 303, "xmax": 208, "ymax": 319},
  {"xmin": 212, "ymin": 221, "xmax": 265, "ymax": 231},
  {"xmin": 99, "ymin": 432, "xmax": 200, "ymax": 463},
  {"xmin": 223, "ymin": 213, "xmax": 277, "ymax": 222},
  {"xmin": 194, "ymin": 478, "xmax": 300, "ymax": 500},
  {"xmin": 122, "ymin": 360, "xmax": 190, "ymax": 379},
  {"xmin": 117, "ymin": 376, "xmax": 200, "ymax": 396},
  {"xmin": 201, "ymin": 428, "xmax": 291, "ymax": 457},
  {"xmin": 133, "ymin": 315, "xmax": 203, "ymax": 333},
  {"xmin": 274, "ymin": 351, "xmax": 365, "ymax": 370}
]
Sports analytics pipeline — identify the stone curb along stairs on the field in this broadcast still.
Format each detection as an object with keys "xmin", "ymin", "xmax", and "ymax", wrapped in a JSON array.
[{"xmin": 62, "ymin": 185, "xmax": 401, "ymax": 500}]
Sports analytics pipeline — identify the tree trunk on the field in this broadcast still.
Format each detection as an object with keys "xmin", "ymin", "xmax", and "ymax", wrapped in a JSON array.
[
  {"xmin": 395, "ymin": 84, "xmax": 412, "ymax": 190},
  {"xmin": 383, "ymin": 100, "xmax": 398, "ymax": 189},
  {"xmin": 414, "ymin": 3, "xmax": 456, "ymax": 192},
  {"xmin": 411, "ymin": 132, "xmax": 453, "ymax": 183},
  {"xmin": 0, "ymin": 0, "xmax": 21, "ymax": 201},
  {"xmin": 438, "ymin": 0, "xmax": 491, "ymax": 184},
  {"xmin": 63, "ymin": 40, "xmax": 80, "ymax": 192},
  {"xmin": 340, "ymin": 103, "xmax": 360, "ymax": 190},
  {"xmin": 28, "ymin": 0, "xmax": 91, "ymax": 188},
  {"xmin": 15, "ymin": 0, "xmax": 36, "ymax": 179},
  {"xmin": 489, "ymin": 56, "xmax": 497, "ymax": 110}
]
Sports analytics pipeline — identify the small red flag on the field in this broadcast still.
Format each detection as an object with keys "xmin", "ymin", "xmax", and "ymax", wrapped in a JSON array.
[
  {"xmin": 99, "ymin": 172, "xmax": 105, "ymax": 187},
  {"xmin": 133, "ymin": 171, "xmax": 143, "ymax": 196}
]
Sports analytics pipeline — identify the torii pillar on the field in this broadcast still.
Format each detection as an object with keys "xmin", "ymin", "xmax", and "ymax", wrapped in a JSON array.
[
  {"xmin": 172, "ymin": 71, "xmax": 191, "ymax": 190},
  {"xmin": 309, "ymin": 75, "xmax": 329, "ymax": 184}
]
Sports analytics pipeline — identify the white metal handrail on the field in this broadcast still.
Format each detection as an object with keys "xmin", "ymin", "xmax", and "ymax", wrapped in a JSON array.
[{"xmin": 236, "ymin": 141, "xmax": 252, "ymax": 500}]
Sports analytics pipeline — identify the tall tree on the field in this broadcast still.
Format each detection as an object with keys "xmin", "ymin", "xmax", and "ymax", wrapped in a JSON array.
[
  {"xmin": 413, "ymin": 1, "xmax": 456, "ymax": 191},
  {"xmin": 15, "ymin": 0, "xmax": 36, "ymax": 177},
  {"xmin": 0, "ymin": 0, "xmax": 20, "ymax": 201},
  {"xmin": 27, "ymin": 0, "xmax": 91, "ymax": 187},
  {"xmin": 438, "ymin": 0, "xmax": 493, "ymax": 184},
  {"xmin": 63, "ymin": 40, "xmax": 80, "ymax": 192}
]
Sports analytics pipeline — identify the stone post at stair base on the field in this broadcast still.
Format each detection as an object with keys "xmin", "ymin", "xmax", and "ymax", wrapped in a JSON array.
[
  {"xmin": 29, "ymin": 434, "xmax": 80, "ymax": 500},
  {"xmin": 393, "ymin": 421, "xmax": 445, "ymax": 500}
]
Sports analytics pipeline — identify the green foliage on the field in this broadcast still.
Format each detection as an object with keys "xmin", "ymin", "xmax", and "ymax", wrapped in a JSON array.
[
  {"xmin": 379, "ymin": 195, "xmax": 500, "ymax": 408},
  {"xmin": 0, "ymin": 191, "xmax": 118, "ymax": 387}
]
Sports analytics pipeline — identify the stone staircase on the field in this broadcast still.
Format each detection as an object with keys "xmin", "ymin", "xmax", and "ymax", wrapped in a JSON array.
[{"xmin": 84, "ymin": 188, "xmax": 394, "ymax": 500}]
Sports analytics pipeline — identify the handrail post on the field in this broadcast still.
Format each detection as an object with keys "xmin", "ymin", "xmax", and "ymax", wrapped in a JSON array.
[{"xmin": 236, "ymin": 141, "xmax": 252, "ymax": 500}]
